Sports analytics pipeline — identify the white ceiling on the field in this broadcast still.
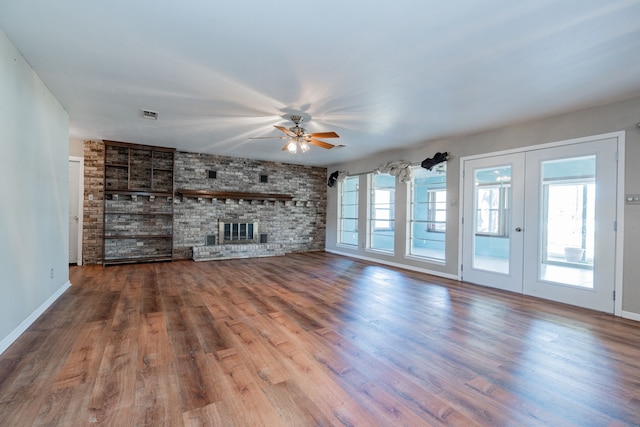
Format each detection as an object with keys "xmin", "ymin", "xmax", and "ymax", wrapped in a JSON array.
[{"xmin": 2, "ymin": 1, "xmax": 640, "ymax": 166}]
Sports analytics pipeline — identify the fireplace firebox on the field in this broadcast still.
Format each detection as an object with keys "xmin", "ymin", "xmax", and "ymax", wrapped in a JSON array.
[{"xmin": 218, "ymin": 219, "xmax": 259, "ymax": 244}]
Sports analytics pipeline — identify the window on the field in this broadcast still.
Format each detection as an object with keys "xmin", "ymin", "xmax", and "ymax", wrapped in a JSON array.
[
  {"xmin": 338, "ymin": 176, "xmax": 359, "ymax": 246},
  {"xmin": 368, "ymin": 173, "xmax": 396, "ymax": 252},
  {"xmin": 409, "ymin": 165, "xmax": 446, "ymax": 261}
]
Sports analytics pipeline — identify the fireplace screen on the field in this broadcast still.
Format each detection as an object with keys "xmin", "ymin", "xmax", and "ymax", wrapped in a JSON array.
[{"xmin": 219, "ymin": 220, "xmax": 259, "ymax": 244}]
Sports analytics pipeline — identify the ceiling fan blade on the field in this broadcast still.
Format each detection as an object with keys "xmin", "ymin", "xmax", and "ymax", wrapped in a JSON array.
[
  {"xmin": 282, "ymin": 142, "xmax": 291, "ymax": 151},
  {"xmin": 308, "ymin": 131, "xmax": 339, "ymax": 139},
  {"xmin": 307, "ymin": 139, "xmax": 335, "ymax": 149},
  {"xmin": 274, "ymin": 125, "xmax": 296, "ymax": 137}
]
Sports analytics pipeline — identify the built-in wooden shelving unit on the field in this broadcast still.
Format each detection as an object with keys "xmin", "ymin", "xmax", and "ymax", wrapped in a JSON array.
[{"xmin": 103, "ymin": 140, "xmax": 175, "ymax": 266}]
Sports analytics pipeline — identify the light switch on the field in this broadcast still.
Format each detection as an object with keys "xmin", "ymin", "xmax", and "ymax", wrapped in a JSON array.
[{"xmin": 625, "ymin": 194, "xmax": 640, "ymax": 205}]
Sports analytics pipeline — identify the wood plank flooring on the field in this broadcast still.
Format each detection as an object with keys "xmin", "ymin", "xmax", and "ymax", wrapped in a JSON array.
[{"xmin": 1, "ymin": 252, "xmax": 640, "ymax": 426}]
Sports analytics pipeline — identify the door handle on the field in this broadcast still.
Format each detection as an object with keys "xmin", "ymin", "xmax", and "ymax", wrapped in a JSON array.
[{"xmin": 515, "ymin": 227, "xmax": 523, "ymax": 232}]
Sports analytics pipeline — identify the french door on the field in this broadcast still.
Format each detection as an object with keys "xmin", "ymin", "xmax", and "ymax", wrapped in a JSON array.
[
  {"xmin": 462, "ymin": 153, "xmax": 525, "ymax": 293},
  {"xmin": 462, "ymin": 137, "xmax": 618, "ymax": 312}
]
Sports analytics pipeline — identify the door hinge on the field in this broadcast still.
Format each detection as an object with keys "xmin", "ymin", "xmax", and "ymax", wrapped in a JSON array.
[
  {"xmin": 461, "ymin": 264, "xmax": 464, "ymax": 271},
  {"xmin": 613, "ymin": 290, "xmax": 616, "ymax": 301},
  {"xmin": 614, "ymin": 221, "xmax": 617, "ymax": 231},
  {"xmin": 462, "ymin": 217, "xmax": 464, "ymax": 225},
  {"xmin": 615, "ymin": 151, "xmax": 619, "ymax": 162}
]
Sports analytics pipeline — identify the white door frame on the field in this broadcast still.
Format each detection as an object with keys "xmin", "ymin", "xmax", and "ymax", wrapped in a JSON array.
[
  {"xmin": 458, "ymin": 131, "xmax": 625, "ymax": 316},
  {"xmin": 69, "ymin": 156, "xmax": 84, "ymax": 265}
]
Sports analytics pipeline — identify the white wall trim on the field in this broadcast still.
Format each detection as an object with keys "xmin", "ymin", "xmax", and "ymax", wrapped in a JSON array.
[
  {"xmin": 0, "ymin": 280, "xmax": 71, "ymax": 356},
  {"xmin": 621, "ymin": 311, "xmax": 640, "ymax": 322},
  {"xmin": 326, "ymin": 248, "xmax": 459, "ymax": 280},
  {"xmin": 613, "ymin": 133, "xmax": 625, "ymax": 316},
  {"xmin": 69, "ymin": 156, "xmax": 84, "ymax": 265}
]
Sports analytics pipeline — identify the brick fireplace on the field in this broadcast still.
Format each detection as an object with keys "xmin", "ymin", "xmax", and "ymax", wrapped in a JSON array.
[{"xmin": 81, "ymin": 142, "xmax": 327, "ymax": 264}]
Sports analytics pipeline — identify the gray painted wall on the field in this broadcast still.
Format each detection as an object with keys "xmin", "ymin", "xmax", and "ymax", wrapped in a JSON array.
[
  {"xmin": 325, "ymin": 95, "xmax": 640, "ymax": 316},
  {"xmin": 0, "ymin": 29, "xmax": 70, "ymax": 350}
]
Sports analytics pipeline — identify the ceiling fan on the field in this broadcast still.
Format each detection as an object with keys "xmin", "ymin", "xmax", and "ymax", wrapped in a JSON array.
[{"xmin": 251, "ymin": 115, "xmax": 341, "ymax": 153}]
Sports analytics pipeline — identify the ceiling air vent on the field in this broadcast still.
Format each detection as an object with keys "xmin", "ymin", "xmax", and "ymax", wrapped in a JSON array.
[{"xmin": 141, "ymin": 109, "xmax": 158, "ymax": 120}]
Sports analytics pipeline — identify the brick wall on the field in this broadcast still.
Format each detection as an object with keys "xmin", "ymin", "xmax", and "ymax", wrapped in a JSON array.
[
  {"xmin": 82, "ymin": 142, "xmax": 327, "ymax": 264},
  {"xmin": 82, "ymin": 141, "xmax": 104, "ymax": 264},
  {"xmin": 173, "ymin": 151, "xmax": 327, "ymax": 259}
]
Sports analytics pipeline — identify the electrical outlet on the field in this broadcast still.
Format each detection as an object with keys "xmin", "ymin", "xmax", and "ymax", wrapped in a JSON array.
[{"xmin": 137, "ymin": 242, "xmax": 144, "ymax": 246}]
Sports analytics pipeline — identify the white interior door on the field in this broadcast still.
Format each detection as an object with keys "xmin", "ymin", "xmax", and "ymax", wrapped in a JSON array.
[
  {"xmin": 69, "ymin": 159, "xmax": 80, "ymax": 264},
  {"xmin": 523, "ymin": 138, "xmax": 617, "ymax": 313},
  {"xmin": 462, "ymin": 153, "xmax": 525, "ymax": 293},
  {"xmin": 462, "ymin": 137, "xmax": 618, "ymax": 313}
]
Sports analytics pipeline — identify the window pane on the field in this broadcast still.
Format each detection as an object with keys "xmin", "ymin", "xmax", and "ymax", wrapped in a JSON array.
[
  {"xmin": 413, "ymin": 203, "xmax": 430, "ymax": 221},
  {"xmin": 414, "ymin": 189, "xmax": 430, "ymax": 203},
  {"xmin": 341, "ymin": 231, "xmax": 358, "ymax": 246},
  {"xmin": 342, "ymin": 204, "xmax": 358, "ymax": 218},
  {"xmin": 374, "ymin": 174, "xmax": 396, "ymax": 188},
  {"xmin": 342, "ymin": 218, "xmax": 358, "ymax": 232},
  {"xmin": 343, "ymin": 191, "xmax": 358, "ymax": 205},
  {"xmin": 344, "ymin": 177, "xmax": 358, "ymax": 192},
  {"xmin": 410, "ymin": 165, "xmax": 446, "ymax": 261},
  {"xmin": 338, "ymin": 176, "xmax": 359, "ymax": 246},
  {"xmin": 371, "ymin": 230, "xmax": 394, "ymax": 251},
  {"xmin": 369, "ymin": 173, "xmax": 396, "ymax": 252}
]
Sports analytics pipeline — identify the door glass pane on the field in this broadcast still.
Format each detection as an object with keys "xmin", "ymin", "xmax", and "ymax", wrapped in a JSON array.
[
  {"xmin": 473, "ymin": 166, "xmax": 511, "ymax": 274},
  {"xmin": 540, "ymin": 156, "xmax": 595, "ymax": 288}
]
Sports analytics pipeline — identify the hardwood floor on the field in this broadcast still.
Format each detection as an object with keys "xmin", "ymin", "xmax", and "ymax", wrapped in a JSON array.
[{"xmin": 1, "ymin": 252, "xmax": 639, "ymax": 426}]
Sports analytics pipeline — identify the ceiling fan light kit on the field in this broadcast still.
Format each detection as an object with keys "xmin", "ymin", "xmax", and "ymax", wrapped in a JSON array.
[
  {"xmin": 286, "ymin": 139, "xmax": 310, "ymax": 154},
  {"xmin": 251, "ymin": 115, "xmax": 340, "ymax": 154}
]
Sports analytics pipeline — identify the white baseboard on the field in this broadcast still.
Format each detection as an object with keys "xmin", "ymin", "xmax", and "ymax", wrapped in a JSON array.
[
  {"xmin": 0, "ymin": 280, "xmax": 71, "ymax": 355},
  {"xmin": 325, "ymin": 249, "xmax": 459, "ymax": 281},
  {"xmin": 621, "ymin": 311, "xmax": 640, "ymax": 322}
]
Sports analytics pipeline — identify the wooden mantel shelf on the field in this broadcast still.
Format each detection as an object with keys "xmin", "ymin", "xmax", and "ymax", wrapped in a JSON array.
[{"xmin": 176, "ymin": 189, "xmax": 293, "ymax": 202}]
